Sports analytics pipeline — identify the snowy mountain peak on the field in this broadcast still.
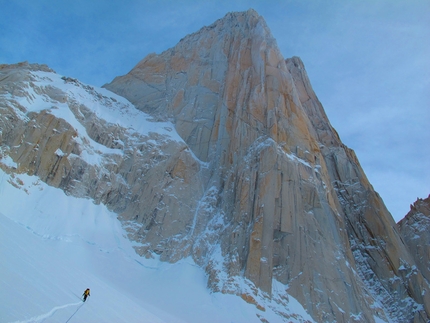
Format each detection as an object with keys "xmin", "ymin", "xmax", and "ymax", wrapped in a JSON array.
[{"xmin": 2, "ymin": 10, "xmax": 430, "ymax": 323}]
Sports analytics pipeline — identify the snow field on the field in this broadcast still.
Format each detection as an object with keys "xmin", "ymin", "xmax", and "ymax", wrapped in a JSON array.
[{"xmin": 0, "ymin": 169, "xmax": 311, "ymax": 323}]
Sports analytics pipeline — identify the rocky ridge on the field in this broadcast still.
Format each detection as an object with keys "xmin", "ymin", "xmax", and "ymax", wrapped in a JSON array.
[
  {"xmin": 0, "ymin": 61, "xmax": 204, "ymax": 262},
  {"xmin": 398, "ymin": 196, "xmax": 430, "ymax": 285},
  {"xmin": 1, "ymin": 9, "xmax": 429, "ymax": 323}
]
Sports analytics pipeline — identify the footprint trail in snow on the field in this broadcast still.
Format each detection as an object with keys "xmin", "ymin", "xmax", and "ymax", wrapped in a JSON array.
[{"xmin": 10, "ymin": 301, "xmax": 83, "ymax": 323}]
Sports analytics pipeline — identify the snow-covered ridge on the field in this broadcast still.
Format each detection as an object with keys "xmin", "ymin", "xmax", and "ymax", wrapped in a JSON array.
[
  {"xmin": 1, "ymin": 64, "xmax": 190, "ymax": 170},
  {"xmin": 0, "ymin": 63, "xmax": 202, "ymax": 217},
  {"xmin": 26, "ymin": 70, "xmax": 184, "ymax": 142}
]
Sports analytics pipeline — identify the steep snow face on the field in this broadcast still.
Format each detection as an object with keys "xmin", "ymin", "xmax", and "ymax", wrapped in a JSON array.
[{"xmin": 0, "ymin": 169, "xmax": 315, "ymax": 323}]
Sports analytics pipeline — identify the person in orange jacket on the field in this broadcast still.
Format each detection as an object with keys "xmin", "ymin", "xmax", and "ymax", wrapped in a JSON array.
[{"xmin": 82, "ymin": 288, "xmax": 90, "ymax": 302}]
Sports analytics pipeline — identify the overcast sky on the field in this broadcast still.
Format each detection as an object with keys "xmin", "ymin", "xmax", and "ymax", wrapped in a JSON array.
[{"xmin": 1, "ymin": 0, "xmax": 429, "ymax": 222}]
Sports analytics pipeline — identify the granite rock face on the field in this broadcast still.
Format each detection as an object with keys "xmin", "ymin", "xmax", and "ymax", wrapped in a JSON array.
[
  {"xmin": 104, "ymin": 10, "xmax": 430, "ymax": 322},
  {"xmin": 1, "ymin": 9, "xmax": 429, "ymax": 323},
  {"xmin": 0, "ymin": 62, "xmax": 203, "ymax": 262},
  {"xmin": 398, "ymin": 196, "xmax": 430, "ymax": 285}
]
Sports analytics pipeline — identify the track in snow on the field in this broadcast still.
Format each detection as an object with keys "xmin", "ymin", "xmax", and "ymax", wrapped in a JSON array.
[{"xmin": 10, "ymin": 301, "xmax": 83, "ymax": 323}]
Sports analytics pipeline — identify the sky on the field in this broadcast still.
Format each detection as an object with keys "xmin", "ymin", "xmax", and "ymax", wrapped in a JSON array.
[{"xmin": 1, "ymin": 0, "xmax": 429, "ymax": 222}]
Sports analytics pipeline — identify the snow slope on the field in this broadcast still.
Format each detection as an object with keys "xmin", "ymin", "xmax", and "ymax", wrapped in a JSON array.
[
  {"xmin": 0, "ymin": 168, "xmax": 313, "ymax": 323},
  {"xmin": 0, "ymin": 65, "xmax": 315, "ymax": 322}
]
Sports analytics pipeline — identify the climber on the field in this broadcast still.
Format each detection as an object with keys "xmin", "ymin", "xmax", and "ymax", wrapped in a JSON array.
[{"xmin": 82, "ymin": 288, "xmax": 90, "ymax": 302}]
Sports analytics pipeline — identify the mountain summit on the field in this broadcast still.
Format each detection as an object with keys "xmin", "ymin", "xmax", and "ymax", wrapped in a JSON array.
[
  {"xmin": 1, "ymin": 10, "xmax": 429, "ymax": 323},
  {"xmin": 104, "ymin": 10, "xmax": 430, "ymax": 322}
]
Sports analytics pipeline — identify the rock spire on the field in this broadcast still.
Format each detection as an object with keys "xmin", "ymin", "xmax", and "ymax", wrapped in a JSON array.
[
  {"xmin": 104, "ymin": 10, "xmax": 430, "ymax": 322},
  {"xmin": 1, "ymin": 10, "xmax": 429, "ymax": 323}
]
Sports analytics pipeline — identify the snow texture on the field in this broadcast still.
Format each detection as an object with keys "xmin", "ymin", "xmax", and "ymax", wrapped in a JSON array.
[
  {"xmin": 0, "ymin": 154, "xmax": 312, "ymax": 322},
  {"xmin": 0, "ymin": 67, "xmax": 282, "ymax": 322}
]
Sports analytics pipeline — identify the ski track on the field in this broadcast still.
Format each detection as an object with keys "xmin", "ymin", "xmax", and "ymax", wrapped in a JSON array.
[{"xmin": 9, "ymin": 302, "xmax": 83, "ymax": 323}]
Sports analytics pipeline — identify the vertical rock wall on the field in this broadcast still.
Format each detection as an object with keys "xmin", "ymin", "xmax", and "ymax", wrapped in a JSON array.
[
  {"xmin": 104, "ymin": 10, "xmax": 430, "ymax": 322},
  {"xmin": 2, "ymin": 9, "xmax": 429, "ymax": 323}
]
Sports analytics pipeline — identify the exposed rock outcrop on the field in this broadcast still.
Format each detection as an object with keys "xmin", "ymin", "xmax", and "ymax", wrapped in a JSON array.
[
  {"xmin": 398, "ymin": 196, "xmax": 430, "ymax": 284},
  {"xmin": 104, "ymin": 10, "xmax": 430, "ymax": 322},
  {"xmin": 0, "ymin": 62, "xmax": 203, "ymax": 262},
  {"xmin": 1, "ymin": 9, "xmax": 429, "ymax": 323}
]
